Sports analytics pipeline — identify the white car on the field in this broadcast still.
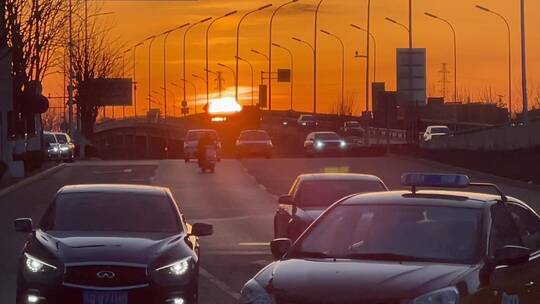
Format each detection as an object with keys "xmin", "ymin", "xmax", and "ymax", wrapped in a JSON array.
[
  {"xmin": 54, "ymin": 132, "xmax": 75, "ymax": 162},
  {"xmin": 183, "ymin": 129, "xmax": 222, "ymax": 162},
  {"xmin": 423, "ymin": 125, "xmax": 450, "ymax": 142}
]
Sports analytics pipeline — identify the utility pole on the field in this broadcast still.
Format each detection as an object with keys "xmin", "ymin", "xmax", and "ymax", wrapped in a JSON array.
[
  {"xmin": 520, "ymin": 0, "xmax": 528, "ymax": 125},
  {"xmin": 438, "ymin": 63, "xmax": 450, "ymax": 101}
]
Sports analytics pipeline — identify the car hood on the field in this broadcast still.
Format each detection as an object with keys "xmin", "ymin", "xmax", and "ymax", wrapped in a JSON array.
[
  {"xmin": 263, "ymin": 259, "xmax": 472, "ymax": 303},
  {"xmin": 33, "ymin": 230, "xmax": 186, "ymax": 266}
]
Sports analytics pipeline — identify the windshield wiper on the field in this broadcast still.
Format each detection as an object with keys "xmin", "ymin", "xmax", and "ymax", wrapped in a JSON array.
[
  {"xmin": 341, "ymin": 253, "xmax": 427, "ymax": 262},
  {"xmin": 289, "ymin": 251, "xmax": 334, "ymax": 259}
]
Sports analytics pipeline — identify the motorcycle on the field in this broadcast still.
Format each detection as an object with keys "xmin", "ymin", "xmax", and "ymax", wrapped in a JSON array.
[{"xmin": 199, "ymin": 145, "xmax": 217, "ymax": 173}]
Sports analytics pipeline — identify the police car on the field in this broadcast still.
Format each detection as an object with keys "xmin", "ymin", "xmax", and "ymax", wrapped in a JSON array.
[{"xmin": 240, "ymin": 173, "xmax": 540, "ymax": 304}]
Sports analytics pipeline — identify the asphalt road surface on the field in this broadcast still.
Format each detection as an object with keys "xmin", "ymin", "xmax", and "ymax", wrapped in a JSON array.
[{"xmin": 1, "ymin": 157, "xmax": 539, "ymax": 304}]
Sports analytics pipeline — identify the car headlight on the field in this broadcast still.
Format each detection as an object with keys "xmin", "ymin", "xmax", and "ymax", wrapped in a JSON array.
[
  {"xmin": 340, "ymin": 140, "xmax": 347, "ymax": 148},
  {"xmin": 315, "ymin": 141, "xmax": 324, "ymax": 149},
  {"xmin": 239, "ymin": 279, "xmax": 275, "ymax": 304},
  {"xmin": 301, "ymin": 122, "xmax": 307, "ymax": 126},
  {"xmin": 60, "ymin": 146, "xmax": 69, "ymax": 151},
  {"xmin": 24, "ymin": 253, "xmax": 57, "ymax": 273},
  {"xmin": 412, "ymin": 287, "xmax": 459, "ymax": 304},
  {"xmin": 156, "ymin": 257, "xmax": 192, "ymax": 276}
]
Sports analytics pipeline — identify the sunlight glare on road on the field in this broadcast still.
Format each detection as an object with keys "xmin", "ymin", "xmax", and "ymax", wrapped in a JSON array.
[{"xmin": 208, "ymin": 97, "xmax": 243, "ymax": 115}]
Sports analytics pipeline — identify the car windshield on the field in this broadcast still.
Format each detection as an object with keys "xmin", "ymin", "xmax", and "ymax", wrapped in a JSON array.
[
  {"xmin": 40, "ymin": 192, "xmax": 181, "ymax": 233},
  {"xmin": 292, "ymin": 205, "xmax": 482, "ymax": 264},
  {"xmin": 431, "ymin": 127, "xmax": 450, "ymax": 134},
  {"xmin": 186, "ymin": 131, "xmax": 218, "ymax": 141},
  {"xmin": 55, "ymin": 134, "xmax": 68, "ymax": 144},
  {"xmin": 240, "ymin": 131, "xmax": 270, "ymax": 141},
  {"xmin": 315, "ymin": 133, "xmax": 340, "ymax": 140},
  {"xmin": 347, "ymin": 122, "xmax": 360, "ymax": 126},
  {"xmin": 297, "ymin": 180, "xmax": 385, "ymax": 207},
  {"xmin": 44, "ymin": 134, "xmax": 56, "ymax": 144}
]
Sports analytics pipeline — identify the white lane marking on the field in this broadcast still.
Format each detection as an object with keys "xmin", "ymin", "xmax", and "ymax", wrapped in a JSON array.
[
  {"xmin": 92, "ymin": 169, "xmax": 133, "ymax": 174},
  {"xmin": 199, "ymin": 267, "xmax": 241, "ymax": 300},
  {"xmin": 238, "ymin": 242, "xmax": 269, "ymax": 246},
  {"xmin": 0, "ymin": 163, "xmax": 66, "ymax": 198}
]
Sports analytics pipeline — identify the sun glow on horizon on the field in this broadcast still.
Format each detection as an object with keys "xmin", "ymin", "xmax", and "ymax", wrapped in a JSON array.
[{"xmin": 208, "ymin": 97, "xmax": 243, "ymax": 114}]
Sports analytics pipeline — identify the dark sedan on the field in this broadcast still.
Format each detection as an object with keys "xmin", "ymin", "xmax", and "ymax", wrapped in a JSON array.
[
  {"xmin": 14, "ymin": 184, "xmax": 213, "ymax": 304},
  {"xmin": 241, "ymin": 173, "xmax": 540, "ymax": 304}
]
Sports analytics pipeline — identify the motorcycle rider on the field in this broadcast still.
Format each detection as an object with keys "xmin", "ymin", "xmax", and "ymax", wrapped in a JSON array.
[{"xmin": 197, "ymin": 133, "xmax": 216, "ymax": 167}]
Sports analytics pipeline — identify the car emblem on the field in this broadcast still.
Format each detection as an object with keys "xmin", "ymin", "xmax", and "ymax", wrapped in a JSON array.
[{"xmin": 96, "ymin": 271, "xmax": 115, "ymax": 279}]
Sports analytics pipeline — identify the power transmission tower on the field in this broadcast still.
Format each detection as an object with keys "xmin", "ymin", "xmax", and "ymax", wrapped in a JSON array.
[
  {"xmin": 438, "ymin": 63, "xmax": 450, "ymax": 101},
  {"xmin": 215, "ymin": 71, "xmax": 225, "ymax": 98}
]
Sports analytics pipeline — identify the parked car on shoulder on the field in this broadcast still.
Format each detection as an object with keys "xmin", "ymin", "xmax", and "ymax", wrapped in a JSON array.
[
  {"xmin": 183, "ymin": 129, "xmax": 222, "ymax": 162},
  {"xmin": 236, "ymin": 130, "xmax": 273, "ymax": 159},
  {"xmin": 423, "ymin": 125, "xmax": 450, "ymax": 142},
  {"xmin": 274, "ymin": 173, "xmax": 388, "ymax": 240}
]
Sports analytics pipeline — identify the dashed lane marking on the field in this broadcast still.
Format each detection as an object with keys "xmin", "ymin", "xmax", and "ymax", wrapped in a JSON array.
[
  {"xmin": 199, "ymin": 267, "xmax": 241, "ymax": 300},
  {"xmin": 205, "ymin": 250, "xmax": 270, "ymax": 256},
  {"xmin": 238, "ymin": 242, "xmax": 270, "ymax": 246}
]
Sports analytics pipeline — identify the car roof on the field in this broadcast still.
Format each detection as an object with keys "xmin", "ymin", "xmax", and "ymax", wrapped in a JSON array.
[
  {"xmin": 312, "ymin": 131, "xmax": 339, "ymax": 135},
  {"xmin": 298, "ymin": 173, "xmax": 383, "ymax": 183},
  {"xmin": 58, "ymin": 184, "xmax": 168, "ymax": 195},
  {"xmin": 427, "ymin": 125, "xmax": 449, "ymax": 129},
  {"xmin": 340, "ymin": 190, "xmax": 508, "ymax": 209}
]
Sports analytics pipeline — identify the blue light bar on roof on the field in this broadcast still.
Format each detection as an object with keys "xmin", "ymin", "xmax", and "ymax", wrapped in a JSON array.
[{"xmin": 401, "ymin": 173, "xmax": 470, "ymax": 188}]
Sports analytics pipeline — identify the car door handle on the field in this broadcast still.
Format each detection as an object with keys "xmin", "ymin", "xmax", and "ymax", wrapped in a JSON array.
[{"xmin": 525, "ymin": 281, "xmax": 535, "ymax": 288}]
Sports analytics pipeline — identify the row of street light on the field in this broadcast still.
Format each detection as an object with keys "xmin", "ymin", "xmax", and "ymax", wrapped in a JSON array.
[{"xmin": 118, "ymin": 0, "xmax": 528, "ymax": 125}]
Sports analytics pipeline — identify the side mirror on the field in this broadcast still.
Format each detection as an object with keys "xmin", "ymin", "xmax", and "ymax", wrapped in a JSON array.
[
  {"xmin": 14, "ymin": 218, "xmax": 33, "ymax": 233},
  {"xmin": 278, "ymin": 195, "xmax": 294, "ymax": 205},
  {"xmin": 494, "ymin": 245, "xmax": 531, "ymax": 266},
  {"xmin": 191, "ymin": 223, "xmax": 213, "ymax": 237},
  {"xmin": 270, "ymin": 238, "xmax": 292, "ymax": 260}
]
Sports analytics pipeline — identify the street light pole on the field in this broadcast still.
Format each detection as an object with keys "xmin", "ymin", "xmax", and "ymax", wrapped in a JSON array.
[
  {"xmin": 313, "ymin": 0, "xmax": 325, "ymax": 114},
  {"xmin": 163, "ymin": 23, "xmax": 189, "ymax": 119},
  {"xmin": 183, "ymin": 17, "xmax": 212, "ymax": 110},
  {"xmin": 269, "ymin": 0, "xmax": 298, "ymax": 111},
  {"xmin": 520, "ymin": 0, "xmax": 528, "ymax": 125},
  {"xmin": 425, "ymin": 12, "xmax": 457, "ymax": 102},
  {"xmin": 236, "ymin": 57, "xmax": 255, "ymax": 106},
  {"xmin": 321, "ymin": 29, "xmax": 345, "ymax": 108},
  {"xmin": 236, "ymin": 4, "xmax": 272, "ymax": 102},
  {"xmin": 365, "ymin": 0, "xmax": 371, "ymax": 116},
  {"xmin": 292, "ymin": 36, "xmax": 315, "ymax": 111},
  {"xmin": 409, "ymin": 0, "xmax": 413, "ymax": 48},
  {"xmin": 350, "ymin": 24, "xmax": 377, "ymax": 81},
  {"xmin": 181, "ymin": 78, "xmax": 197, "ymax": 114},
  {"xmin": 206, "ymin": 11, "xmax": 237, "ymax": 106},
  {"xmin": 147, "ymin": 35, "xmax": 157, "ymax": 114},
  {"xmin": 133, "ymin": 42, "xmax": 144, "ymax": 117},
  {"xmin": 272, "ymin": 43, "xmax": 294, "ymax": 111},
  {"xmin": 122, "ymin": 48, "xmax": 131, "ymax": 118},
  {"xmin": 476, "ymin": 5, "xmax": 512, "ymax": 120}
]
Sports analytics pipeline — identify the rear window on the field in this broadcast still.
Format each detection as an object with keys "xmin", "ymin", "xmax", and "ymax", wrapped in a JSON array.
[
  {"xmin": 297, "ymin": 179, "xmax": 385, "ymax": 207},
  {"xmin": 40, "ymin": 192, "xmax": 181, "ymax": 233},
  {"xmin": 186, "ymin": 131, "xmax": 218, "ymax": 141},
  {"xmin": 239, "ymin": 131, "xmax": 270, "ymax": 141}
]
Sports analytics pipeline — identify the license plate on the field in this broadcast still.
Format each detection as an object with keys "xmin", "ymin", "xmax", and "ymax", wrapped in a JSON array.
[{"xmin": 83, "ymin": 291, "xmax": 128, "ymax": 304}]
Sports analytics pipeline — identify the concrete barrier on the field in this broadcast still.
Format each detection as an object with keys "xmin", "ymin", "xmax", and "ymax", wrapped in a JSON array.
[{"xmin": 422, "ymin": 119, "xmax": 540, "ymax": 151}]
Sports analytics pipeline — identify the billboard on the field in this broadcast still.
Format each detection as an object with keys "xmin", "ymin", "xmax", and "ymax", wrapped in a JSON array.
[
  {"xmin": 87, "ymin": 78, "xmax": 132, "ymax": 106},
  {"xmin": 397, "ymin": 48, "xmax": 426, "ymax": 107},
  {"xmin": 259, "ymin": 85, "xmax": 268, "ymax": 108},
  {"xmin": 277, "ymin": 69, "xmax": 291, "ymax": 83}
]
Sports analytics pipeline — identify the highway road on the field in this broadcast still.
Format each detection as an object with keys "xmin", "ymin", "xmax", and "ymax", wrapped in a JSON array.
[{"xmin": 1, "ymin": 157, "xmax": 539, "ymax": 303}]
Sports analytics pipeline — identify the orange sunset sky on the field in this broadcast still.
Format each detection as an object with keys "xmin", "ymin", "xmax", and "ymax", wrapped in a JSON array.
[{"xmin": 44, "ymin": 0, "xmax": 540, "ymax": 116}]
